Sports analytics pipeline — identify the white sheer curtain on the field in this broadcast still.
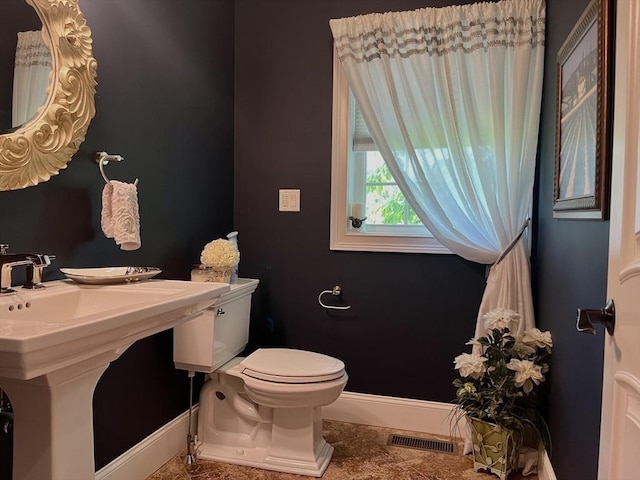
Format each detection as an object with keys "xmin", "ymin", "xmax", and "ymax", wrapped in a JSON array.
[
  {"xmin": 330, "ymin": 0, "xmax": 545, "ymax": 337},
  {"xmin": 12, "ymin": 30, "xmax": 52, "ymax": 128}
]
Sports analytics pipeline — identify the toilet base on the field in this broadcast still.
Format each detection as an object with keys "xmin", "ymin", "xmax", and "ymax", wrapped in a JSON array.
[
  {"xmin": 198, "ymin": 404, "xmax": 334, "ymax": 477},
  {"xmin": 198, "ymin": 437, "xmax": 333, "ymax": 477},
  {"xmin": 196, "ymin": 360, "xmax": 345, "ymax": 477}
]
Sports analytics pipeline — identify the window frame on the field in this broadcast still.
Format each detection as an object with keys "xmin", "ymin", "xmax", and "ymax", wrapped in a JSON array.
[{"xmin": 329, "ymin": 50, "xmax": 451, "ymax": 254}]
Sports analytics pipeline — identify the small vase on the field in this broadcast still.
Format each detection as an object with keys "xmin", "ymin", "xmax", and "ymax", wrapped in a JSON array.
[
  {"xmin": 191, "ymin": 265, "xmax": 233, "ymax": 283},
  {"xmin": 469, "ymin": 417, "xmax": 522, "ymax": 480}
]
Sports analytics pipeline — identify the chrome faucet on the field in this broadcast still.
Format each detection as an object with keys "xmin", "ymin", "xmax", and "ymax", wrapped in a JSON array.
[{"xmin": 0, "ymin": 244, "xmax": 54, "ymax": 295}]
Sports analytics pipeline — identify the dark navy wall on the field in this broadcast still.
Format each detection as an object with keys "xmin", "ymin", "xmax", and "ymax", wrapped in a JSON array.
[
  {"xmin": 233, "ymin": 0, "xmax": 487, "ymax": 404},
  {"xmin": 0, "ymin": 0, "xmax": 235, "ymax": 472},
  {"xmin": 0, "ymin": 0, "xmax": 610, "ymax": 479},
  {"xmin": 532, "ymin": 0, "xmax": 610, "ymax": 479},
  {"xmin": 234, "ymin": 2, "xmax": 610, "ymax": 480}
]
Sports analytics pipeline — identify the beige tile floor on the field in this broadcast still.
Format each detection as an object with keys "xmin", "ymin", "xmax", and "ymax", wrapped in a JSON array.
[{"xmin": 147, "ymin": 420, "xmax": 538, "ymax": 480}]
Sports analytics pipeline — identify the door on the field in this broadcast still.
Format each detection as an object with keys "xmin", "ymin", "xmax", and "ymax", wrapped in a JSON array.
[{"xmin": 597, "ymin": 0, "xmax": 640, "ymax": 478}]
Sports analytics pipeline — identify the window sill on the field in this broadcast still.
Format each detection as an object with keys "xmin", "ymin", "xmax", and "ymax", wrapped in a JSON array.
[{"xmin": 330, "ymin": 230, "xmax": 452, "ymax": 254}]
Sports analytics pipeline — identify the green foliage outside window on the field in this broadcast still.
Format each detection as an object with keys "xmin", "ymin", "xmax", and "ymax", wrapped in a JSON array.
[{"xmin": 364, "ymin": 157, "xmax": 421, "ymax": 226}]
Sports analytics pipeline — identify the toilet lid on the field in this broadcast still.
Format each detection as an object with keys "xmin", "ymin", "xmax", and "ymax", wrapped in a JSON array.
[{"xmin": 240, "ymin": 348, "xmax": 345, "ymax": 383}]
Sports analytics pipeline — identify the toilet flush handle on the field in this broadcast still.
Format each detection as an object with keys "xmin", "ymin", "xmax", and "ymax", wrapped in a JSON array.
[{"xmin": 216, "ymin": 307, "xmax": 225, "ymax": 316}]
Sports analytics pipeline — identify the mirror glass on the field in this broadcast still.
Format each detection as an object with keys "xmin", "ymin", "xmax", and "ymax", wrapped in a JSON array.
[
  {"xmin": 0, "ymin": 0, "xmax": 46, "ymax": 132},
  {"xmin": 0, "ymin": 0, "xmax": 97, "ymax": 191}
]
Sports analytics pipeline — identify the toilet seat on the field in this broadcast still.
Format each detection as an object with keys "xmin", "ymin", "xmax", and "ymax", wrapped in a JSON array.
[{"xmin": 240, "ymin": 348, "xmax": 346, "ymax": 384}]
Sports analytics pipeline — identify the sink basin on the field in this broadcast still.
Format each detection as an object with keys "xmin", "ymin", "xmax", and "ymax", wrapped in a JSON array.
[
  {"xmin": 0, "ymin": 278, "xmax": 229, "ymax": 480},
  {"xmin": 0, "ymin": 280, "xmax": 229, "ymax": 380},
  {"xmin": 0, "ymin": 279, "xmax": 229, "ymax": 380},
  {"xmin": 1, "ymin": 284, "xmax": 165, "ymax": 329}
]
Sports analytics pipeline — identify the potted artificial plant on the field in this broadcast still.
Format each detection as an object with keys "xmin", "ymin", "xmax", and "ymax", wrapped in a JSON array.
[{"xmin": 452, "ymin": 308, "xmax": 552, "ymax": 480}]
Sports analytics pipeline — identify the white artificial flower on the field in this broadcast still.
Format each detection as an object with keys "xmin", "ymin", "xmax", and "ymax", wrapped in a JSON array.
[
  {"xmin": 454, "ymin": 352, "xmax": 488, "ymax": 379},
  {"xmin": 520, "ymin": 328, "xmax": 553, "ymax": 352},
  {"xmin": 200, "ymin": 239, "xmax": 240, "ymax": 268},
  {"xmin": 465, "ymin": 337, "xmax": 482, "ymax": 347},
  {"xmin": 511, "ymin": 341, "xmax": 537, "ymax": 358},
  {"xmin": 507, "ymin": 359, "xmax": 544, "ymax": 393},
  {"xmin": 483, "ymin": 308, "xmax": 520, "ymax": 331}
]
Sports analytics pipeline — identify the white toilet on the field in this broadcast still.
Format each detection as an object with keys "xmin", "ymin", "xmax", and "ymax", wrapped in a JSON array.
[{"xmin": 173, "ymin": 278, "xmax": 348, "ymax": 477}]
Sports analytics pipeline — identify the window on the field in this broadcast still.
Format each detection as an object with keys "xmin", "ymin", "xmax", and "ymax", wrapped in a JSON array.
[{"xmin": 330, "ymin": 51, "xmax": 450, "ymax": 254}]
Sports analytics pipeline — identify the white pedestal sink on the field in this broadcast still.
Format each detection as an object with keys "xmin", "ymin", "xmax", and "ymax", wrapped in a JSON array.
[{"xmin": 0, "ymin": 279, "xmax": 229, "ymax": 480}]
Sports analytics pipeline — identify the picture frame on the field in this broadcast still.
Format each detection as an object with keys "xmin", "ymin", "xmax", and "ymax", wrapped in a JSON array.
[{"xmin": 553, "ymin": 0, "xmax": 614, "ymax": 219}]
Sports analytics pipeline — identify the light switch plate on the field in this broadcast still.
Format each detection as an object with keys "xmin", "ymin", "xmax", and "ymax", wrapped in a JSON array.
[{"xmin": 279, "ymin": 189, "xmax": 300, "ymax": 212}]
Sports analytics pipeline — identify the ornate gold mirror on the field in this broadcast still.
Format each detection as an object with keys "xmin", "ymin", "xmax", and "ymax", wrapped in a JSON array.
[{"xmin": 0, "ymin": 0, "xmax": 97, "ymax": 191}]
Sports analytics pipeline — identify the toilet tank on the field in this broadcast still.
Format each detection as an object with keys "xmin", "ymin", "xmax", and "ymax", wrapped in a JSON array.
[{"xmin": 173, "ymin": 278, "xmax": 259, "ymax": 373}]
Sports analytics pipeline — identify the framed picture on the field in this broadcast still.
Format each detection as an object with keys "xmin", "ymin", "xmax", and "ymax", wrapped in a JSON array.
[{"xmin": 553, "ymin": 0, "xmax": 614, "ymax": 219}]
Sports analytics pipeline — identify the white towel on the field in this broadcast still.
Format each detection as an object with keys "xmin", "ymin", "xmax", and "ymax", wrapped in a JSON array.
[{"xmin": 101, "ymin": 180, "xmax": 141, "ymax": 251}]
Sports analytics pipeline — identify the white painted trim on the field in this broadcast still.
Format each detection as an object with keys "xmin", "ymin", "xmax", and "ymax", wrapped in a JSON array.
[
  {"xmin": 95, "ymin": 407, "xmax": 197, "ymax": 480},
  {"xmin": 322, "ymin": 391, "xmax": 459, "ymax": 437},
  {"xmin": 94, "ymin": 392, "xmax": 556, "ymax": 480}
]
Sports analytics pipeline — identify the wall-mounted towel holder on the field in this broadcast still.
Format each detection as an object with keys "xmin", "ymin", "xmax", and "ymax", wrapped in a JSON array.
[
  {"xmin": 318, "ymin": 285, "xmax": 351, "ymax": 310},
  {"xmin": 95, "ymin": 151, "xmax": 138, "ymax": 185}
]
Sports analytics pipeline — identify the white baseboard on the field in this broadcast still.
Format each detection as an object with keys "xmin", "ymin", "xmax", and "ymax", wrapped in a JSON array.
[
  {"xmin": 95, "ymin": 407, "xmax": 197, "ymax": 480},
  {"xmin": 94, "ymin": 391, "xmax": 555, "ymax": 480},
  {"xmin": 322, "ymin": 391, "xmax": 458, "ymax": 437}
]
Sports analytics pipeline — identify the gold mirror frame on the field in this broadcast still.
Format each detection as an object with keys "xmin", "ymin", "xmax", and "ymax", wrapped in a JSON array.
[{"xmin": 0, "ymin": 0, "xmax": 97, "ymax": 191}]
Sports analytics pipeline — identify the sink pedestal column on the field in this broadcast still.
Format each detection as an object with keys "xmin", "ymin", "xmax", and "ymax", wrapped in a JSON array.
[{"xmin": 0, "ymin": 347, "xmax": 127, "ymax": 480}]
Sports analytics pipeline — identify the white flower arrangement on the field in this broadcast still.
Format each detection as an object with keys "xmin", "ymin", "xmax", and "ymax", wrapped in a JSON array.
[
  {"xmin": 200, "ymin": 238, "xmax": 240, "ymax": 268},
  {"xmin": 452, "ymin": 308, "xmax": 553, "ymax": 446},
  {"xmin": 482, "ymin": 307, "xmax": 520, "ymax": 331}
]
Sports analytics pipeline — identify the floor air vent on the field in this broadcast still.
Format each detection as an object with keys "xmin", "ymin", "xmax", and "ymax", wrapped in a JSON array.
[{"xmin": 387, "ymin": 434, "xmax": 457, "ymax": 454}]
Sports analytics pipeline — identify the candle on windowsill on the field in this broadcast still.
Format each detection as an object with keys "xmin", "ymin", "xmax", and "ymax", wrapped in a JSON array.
[
  {"xmin": 349, "ymin": 202, "xmax": 366, "ymax": 231},
  {"xmin": 351, "ymin": 202, "xmax": 365, "ymax": 220}
]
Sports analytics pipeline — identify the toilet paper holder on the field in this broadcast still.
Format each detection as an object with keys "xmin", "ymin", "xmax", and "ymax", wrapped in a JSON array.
[{"xmin": 318, "ymin": 286, "xmax": 351, "ymax": 310}]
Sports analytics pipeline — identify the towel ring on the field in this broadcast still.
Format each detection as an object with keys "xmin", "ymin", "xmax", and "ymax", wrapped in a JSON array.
[
  {"xmin": 96, "ymin": 151, "xmax": 138, "ymax": 185},
  {"xmin": 318, "ymin": 285, "xmax": 351, "ymax": 310}
]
